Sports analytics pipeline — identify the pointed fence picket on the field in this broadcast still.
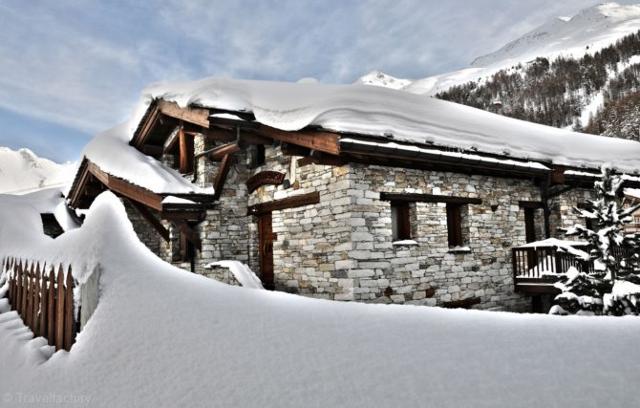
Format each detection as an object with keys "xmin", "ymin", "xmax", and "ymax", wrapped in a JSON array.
[{"xmin": 1, "ymin": 257, "xmax": 77, "ymax": 351}]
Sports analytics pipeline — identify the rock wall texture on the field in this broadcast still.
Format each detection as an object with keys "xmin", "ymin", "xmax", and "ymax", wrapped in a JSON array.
[{"xmin": 125, "ymin": 141, "xmax": 597, "ymax": 312}]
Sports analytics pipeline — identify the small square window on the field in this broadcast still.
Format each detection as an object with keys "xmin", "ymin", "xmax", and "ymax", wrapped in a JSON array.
[{"xmin": 391, "ymin": 201, "xmax": 411, "ymax": 241}]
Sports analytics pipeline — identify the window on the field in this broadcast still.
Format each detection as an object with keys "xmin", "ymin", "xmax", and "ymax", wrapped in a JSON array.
[
  {"xmin": 391, "ymin": 201, "xmax": 411, "ymax": 241},
  {"xmin": 524, "ymin": 207, "xmax": 537, "ymax": 243},
  {"xmin": 446, "ymin": 203, "xmax": 464, "ymax": 247}
]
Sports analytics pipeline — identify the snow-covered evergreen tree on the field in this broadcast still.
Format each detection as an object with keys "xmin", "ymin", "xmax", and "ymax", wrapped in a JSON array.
[{"xmin": 550, "ymin": 166, "xmax": 640, "ymax": 315}]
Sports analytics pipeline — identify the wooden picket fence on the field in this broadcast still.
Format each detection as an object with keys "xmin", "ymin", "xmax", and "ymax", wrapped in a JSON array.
[{"xmin": 1, "ymin": 257, "xmax": 77, "ymax": 351}]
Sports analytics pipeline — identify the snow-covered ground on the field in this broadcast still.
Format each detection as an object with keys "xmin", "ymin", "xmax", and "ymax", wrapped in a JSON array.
[
  {"xmin": 0, "ymin": 147, "xmax": 75, "ymax": 194},
  {"xmin": 358, "ymin": 3, "xmax": 640, "ymax": 96},
  {"xmin": 0, "ymin": 192, "xmax": 639, "ymax": 407}
]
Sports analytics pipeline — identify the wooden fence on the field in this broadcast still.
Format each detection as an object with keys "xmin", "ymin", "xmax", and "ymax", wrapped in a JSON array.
[{"xmin": 1, "ymin": 257, "xmax": 77, "ymax": 351}]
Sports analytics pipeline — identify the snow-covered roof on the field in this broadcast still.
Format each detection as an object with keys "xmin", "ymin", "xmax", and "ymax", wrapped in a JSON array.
[
  {"xmin": 81, "ymin": 122, "xmax": 212, "ymax": 195},
  {"xmin": 135, "ymin": 77, "xmax": 640, "ymax": 174}
]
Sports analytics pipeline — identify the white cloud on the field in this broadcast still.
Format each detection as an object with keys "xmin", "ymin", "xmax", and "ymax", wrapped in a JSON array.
[{"xmin": 0, "ymin": 0, "xmax": 618, "ymax": 148}]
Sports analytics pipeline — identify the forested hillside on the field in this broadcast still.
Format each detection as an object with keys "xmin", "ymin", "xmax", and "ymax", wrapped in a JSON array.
[{"xmin": 436, "ymin": 30, "xmax": 640, "ymax": 139}]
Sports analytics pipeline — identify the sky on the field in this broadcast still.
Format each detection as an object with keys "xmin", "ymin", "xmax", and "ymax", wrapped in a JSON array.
[{"xmin": 0, "ymin": 0, "xmax": 635, "ymax": 163}]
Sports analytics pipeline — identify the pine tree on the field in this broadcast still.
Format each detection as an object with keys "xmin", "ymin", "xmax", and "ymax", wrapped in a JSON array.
[{"xmin": 550, "ymin": 166, "xmax": 640, "ymax": 315}]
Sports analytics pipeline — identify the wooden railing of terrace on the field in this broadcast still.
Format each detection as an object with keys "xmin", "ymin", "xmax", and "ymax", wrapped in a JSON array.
[
  {"xmin": 511, "ymin": 244, "xmax": 593, "ymax": 294},
  {"xmin": 1, "ymin": 257, "xmax": 77, "ymax": 351}
]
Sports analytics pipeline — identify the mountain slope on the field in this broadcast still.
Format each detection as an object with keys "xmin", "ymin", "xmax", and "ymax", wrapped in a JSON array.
[
  {"xmin": 357, "ymin": 2, "xmax": 640, "ymax": 96},
  {"xmin": 471, "ymin": 3, "xmax": 640, "ymax": 68},
  {"xmin": 0, "ymin": 147, "xmax": 76, "ymax": 194}
]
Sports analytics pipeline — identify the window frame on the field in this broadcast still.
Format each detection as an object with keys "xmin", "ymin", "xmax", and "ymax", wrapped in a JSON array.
[
  {"xmin": 391, "ymin": 200, "xmax": 412, "ymax": 241},
  {"xmin": 446, "ymin": 203, "xmax": 464, "ymax": 247}
]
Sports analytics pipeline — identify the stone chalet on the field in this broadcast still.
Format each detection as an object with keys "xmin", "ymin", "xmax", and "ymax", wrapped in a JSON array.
[{"xmin": 66, "ymin": 78, "xmax": 640, "ymax": 312}]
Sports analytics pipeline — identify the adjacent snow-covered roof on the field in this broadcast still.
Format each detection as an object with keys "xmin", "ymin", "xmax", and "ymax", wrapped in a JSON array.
[
  {"xmin": 137, "ymin": 77, "xmax": 640, "ymax": 174},
  {"xmin": 82, "ymin": 122, "xmax": 213, "ymax": 195}
]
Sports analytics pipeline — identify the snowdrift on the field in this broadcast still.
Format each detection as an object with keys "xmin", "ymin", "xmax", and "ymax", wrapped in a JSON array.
[{"xmin": 1, "ymin": 192, "xmax": 640, "ymax": 407}]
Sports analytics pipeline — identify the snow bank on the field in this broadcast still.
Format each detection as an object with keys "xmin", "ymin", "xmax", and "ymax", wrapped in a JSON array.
[
  {"xmin": 0, "ymin": 147, "xmax": 75, "ymax": 194},
  {"xmin": 1, "ymin": 192, "xmax": 640, "ymax": 407},
  {"xmin": 136, "ymin": 77, "xmax": 640, "ymax": 174},
  {"xmin": 81, "ymin": 122, "xmax": 213, "ymax": 195}
]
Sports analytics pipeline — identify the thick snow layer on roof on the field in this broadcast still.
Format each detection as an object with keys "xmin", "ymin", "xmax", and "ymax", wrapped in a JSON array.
[
  {"xmin": 1, "ymin": 192, "xmax": 640, "ymax": 407},
  {"xmin": 0, "ymin": 188, "xmax": 79, "ymax": 244},
  {"xmin": 140, "ymin": 77, "xmax": 640, "ymax": 174},
  {"xmin": 82, "ymin": 122, "xmax": 213, "ymax": 195}
]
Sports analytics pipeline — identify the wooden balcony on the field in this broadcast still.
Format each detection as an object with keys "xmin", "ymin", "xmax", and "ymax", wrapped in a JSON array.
[{"xmin": 511, "ymin": 240, "xmax": 593, "ymax": 294}]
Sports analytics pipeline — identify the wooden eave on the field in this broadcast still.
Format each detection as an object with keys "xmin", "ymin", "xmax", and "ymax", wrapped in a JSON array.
[
  {"xmin": 68, "ymin": 158, "xmax": 211, "ymax": 218},
  {"xmin": 130, "ymin": 100, "xmax": 210, "ymax": 150},
  {"xmin": 339, "ymin": 137, "xmax": 551, "ymax": 178}
]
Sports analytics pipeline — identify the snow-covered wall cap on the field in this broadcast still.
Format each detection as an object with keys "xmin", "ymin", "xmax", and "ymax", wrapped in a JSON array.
[
  {"xmin": 134, "ymin": 77, "xmax": 640, "ymax": 174},
  {"xmin": 82, "ymin": 122, "xmax": 213, "ymax": 195}
]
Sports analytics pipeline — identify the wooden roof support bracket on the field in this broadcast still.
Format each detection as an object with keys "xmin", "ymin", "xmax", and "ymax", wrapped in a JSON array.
[
  {"xmin": 254, "ymin": 124, "xmax": 340, "ymax": 156},
  {"xmin": 213, "ymin": 154, "xmax": 234, "ymax": 201},
  {"xmin": 156, "ymin": 100, "xmax": 210, "ymax": 129},
  {"xmin": 209, "ymin": 142, "xmax": 241, "ymax": 161},
  {"xmin": 129, "ymin": 200, "xmax": 170, "ymax": 242}
]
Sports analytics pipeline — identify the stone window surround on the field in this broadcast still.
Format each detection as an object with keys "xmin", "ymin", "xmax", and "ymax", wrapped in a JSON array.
[{"xmin": 380, "ymin": 192, "xmax": 479, "ymax": 254}]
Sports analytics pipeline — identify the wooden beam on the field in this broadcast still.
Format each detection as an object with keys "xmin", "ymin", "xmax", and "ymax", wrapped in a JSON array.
[
  {"xmin": 519, "ymin": 201, "xmax": 544, "ymax": 209},
  {"xmin": 380, "ymin": 192, "xmax": 482, "ymax": 205},
  {"xmin": 281, "ymin": 143, "xmax": 311, "ymax": 157},
  {"xmin": 177, "ymin": 222, "xmax": 202, "ymax": 251},
  {"xmin": 67, "ymin": 159, "xmax": 91, "ymax": 208},
  {"xmin": 157, "ymin": 100, "xmax": 209, "ymax": 128},
  {"xmin": 141, "ymin": 144, "xmax": 164, "ymax": 157},
  {"xmin": 213, "ymin": 154, "xmax": 233, "ymax": 201},
  {"xmin": 209, "ymin": 143, "xmax": 241, "ymax": 161},
  {"xmin": 550, "ymin": 166, "xmax": 566, "ymax": 185},
  {"xmin": 247, "ymin": 192, "xmax": 320, "ymax": 215},
  {"xmin": 87, "ymin": 161, "xmax": 164, "ymax": 211},
  {"xmin": 163, "ymin": 127, "xmax": 180, "ymax": 153},
  {"xmin": 246, "ymin": 171, "xmax": 286, "ymax": 193},
  {"xmin": 298, "ymin": 154, "xmax": 347, "ymax": 167},
  {"xmin": 178, "ymin": 126, "xmax": 194, "ymax": 173},
  {"xmin": 131, "ymin": 103, "xmax": 162, "ymax": 148},
  {"xmin": 184, "ymin": 125, "xmax": 236, "ymax": 142},
  {"xmin": 255, "ymin": 124, "xmax": 340, "ymax": 155},
  {"xmin": 129, "ymin": 200, "xmax": 170, "ymax": 242}
]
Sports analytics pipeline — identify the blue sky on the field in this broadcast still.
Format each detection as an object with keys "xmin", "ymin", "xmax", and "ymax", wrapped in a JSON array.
[{"xmin": 0, "ymin": 0, "xmax": 631, "ymax": 163}]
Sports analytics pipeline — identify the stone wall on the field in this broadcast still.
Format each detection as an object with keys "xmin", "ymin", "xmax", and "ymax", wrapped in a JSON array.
[
  {"xmin": 123, "ymin": 137, "xmax": 597, "ymax": 312},
  {"xmin": 247, "ymin": 146, "xmax": 353, "ymax": 297},
  {"xmin": 245, "ymin": 148, "xmax": 546, "ymax": 311},
  {"xmin": 549, "ymin": 187, "xmax": 594, "ymax": 236},
  {"xmin": 336, "ymin": 164, "xmax": 541, "ymax": 311},
  {"xmin": 192, "ymin": 134, "xmax": 251, "ymax": 275},
  {"xmin": 124, "ymin": 200, "xmax": 163, "ymax": 256}
]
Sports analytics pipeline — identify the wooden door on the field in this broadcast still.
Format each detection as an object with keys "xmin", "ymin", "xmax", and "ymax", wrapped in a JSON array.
[{"xmin": 258, "ymin": 213, "xmax": 275, "ymax": 290}]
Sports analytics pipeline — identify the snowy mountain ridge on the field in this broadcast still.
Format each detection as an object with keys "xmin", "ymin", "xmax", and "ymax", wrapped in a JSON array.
[
  {"xmin": 357, "ymin": 2, "xmax": 640, "ymax": 95},
  {"xmin": 0, "ymin": 147, "xmax": 76, "ymax": 194}
]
